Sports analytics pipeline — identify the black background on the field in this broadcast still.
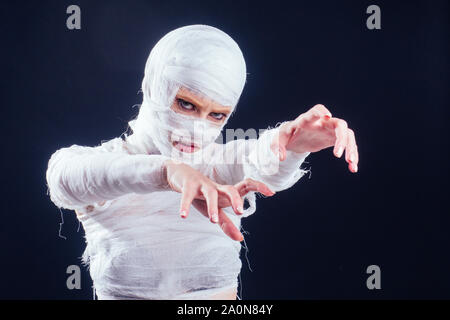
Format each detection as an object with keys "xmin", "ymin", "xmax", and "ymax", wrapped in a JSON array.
[{"xmin": 0, "ymin": 0, "xmax": 448, "ymax": 299}]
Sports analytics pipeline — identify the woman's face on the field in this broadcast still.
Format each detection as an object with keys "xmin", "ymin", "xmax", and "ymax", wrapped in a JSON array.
[{"xmin": 169, "ymin": 86, "xmax": 232, "ymax": 153}]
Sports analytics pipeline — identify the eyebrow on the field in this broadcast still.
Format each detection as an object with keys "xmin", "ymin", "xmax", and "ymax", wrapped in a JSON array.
[{"xmin": 177, "ymin": 93, "xmax": 232, "ymax": 114}]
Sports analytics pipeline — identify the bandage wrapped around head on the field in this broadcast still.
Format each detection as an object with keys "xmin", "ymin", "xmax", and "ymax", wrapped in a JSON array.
[{"xmin": 126, "ymin": 25, "xmax": 247, "ymax": 158}]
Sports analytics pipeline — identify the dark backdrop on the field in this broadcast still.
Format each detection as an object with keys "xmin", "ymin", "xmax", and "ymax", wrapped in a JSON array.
[{"xmin": 0, "ymin": 0, "xmax": 448, "ymax": 299}]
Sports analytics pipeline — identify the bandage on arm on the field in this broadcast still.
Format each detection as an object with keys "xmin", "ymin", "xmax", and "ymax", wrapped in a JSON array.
[
  {"xmin": 214, "ymin": 127, "xmax": 310, "ymax": 192},
  {"xmin": 45, "ymin": 138, "xmax": 170, "ymax": 211},
  {"xmin": 244, "ymin": 127, "xmax": 310, "ymax": 192}
]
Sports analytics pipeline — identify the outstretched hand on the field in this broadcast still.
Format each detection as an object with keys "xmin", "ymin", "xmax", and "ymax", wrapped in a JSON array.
[
  {"xmin": 165, "ymin": 160, "xmax": 275, "ymax": 241},
  {"xmin": 191, "ymin": 178, "xmax": 274, "ymax": 241},
  {"xmin": 273, "ymin": 104, "xmax": 359, "ymax": 173}
]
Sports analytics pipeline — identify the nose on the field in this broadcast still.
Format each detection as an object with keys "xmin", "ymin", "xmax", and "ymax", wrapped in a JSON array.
[{"xmin": 198, "ymin": 110, "xmax": 210, "ymax": 120}]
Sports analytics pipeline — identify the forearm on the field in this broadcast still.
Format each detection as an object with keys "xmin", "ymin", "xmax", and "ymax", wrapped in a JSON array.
[
  {"xmin": 46, "ymin": 144, "xmax": 170, "ymax": 210},
  {"xmin": 243, "ymin": 127, "xmax": 310, "ymax": 192}
]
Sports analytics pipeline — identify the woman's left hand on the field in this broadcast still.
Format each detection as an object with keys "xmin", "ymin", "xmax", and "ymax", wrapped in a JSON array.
[{"xmin": 273, "ymin": 104, "xmax": 359, "ymax": 173}]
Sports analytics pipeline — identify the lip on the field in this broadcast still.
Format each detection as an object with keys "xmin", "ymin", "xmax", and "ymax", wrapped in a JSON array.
[{"xmin": 172, "ymin": 140, "xmax": 200, "ymax": 153}]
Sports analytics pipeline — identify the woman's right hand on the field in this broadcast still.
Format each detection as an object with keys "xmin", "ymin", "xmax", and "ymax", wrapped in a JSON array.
[{"xmin": 164, "ymin": 160, "xmax": 275, "ymax": 241}]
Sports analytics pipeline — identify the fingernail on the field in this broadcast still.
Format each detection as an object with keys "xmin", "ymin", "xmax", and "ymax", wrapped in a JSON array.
[
  {"xmin": 180, "ymin": 210, "xmax": 187, "ymax": 218},
  {"xmin": 239, "ymin": 235, "xmax": 244, "ymax": 242},
  {"xmin": 212, "ymin": 214, "xmax": 218, "ymax": 223},
  {"xmin": 354, "ymin": 164, "xmax": 358, "ymax": 172},
  {"xmin": 237, "ymin": 206, "xmax": 244, "ymax": 214},
  {"xmin": 350, "ymin": 154, "xmax": 355, "ymax": 163},
  {"xmin": 337, "ymin": 146, "xmax": 344, "ymax": 158}
]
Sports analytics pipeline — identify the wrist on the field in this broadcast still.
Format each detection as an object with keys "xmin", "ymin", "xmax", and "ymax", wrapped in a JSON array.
[{"xmin": 280, "ymin": 123, "xmax": 311, "ymax": 154}]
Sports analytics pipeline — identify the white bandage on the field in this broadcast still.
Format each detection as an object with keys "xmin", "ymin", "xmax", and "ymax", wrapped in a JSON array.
[{"xmin": 125, "ymin": 24, "xmax": 247, "ymax": 161}]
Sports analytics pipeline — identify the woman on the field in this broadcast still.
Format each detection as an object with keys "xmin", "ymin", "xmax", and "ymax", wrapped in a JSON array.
[{"xmin": 46, "ymin": 24, "xmax": 359, "ymax": 300}]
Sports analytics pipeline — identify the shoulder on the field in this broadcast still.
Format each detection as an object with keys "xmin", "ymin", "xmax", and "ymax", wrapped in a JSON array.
[
  {"xmin": 98, "ymin": 137, "xmax": 129, "ymax": 154},
  {"xmin": 48, "ymin": 137, "xmax": 129, "ymax": 166},
  {"xmin": 67, "ymin": 137, "xmax": 129, "ymax": 155}
]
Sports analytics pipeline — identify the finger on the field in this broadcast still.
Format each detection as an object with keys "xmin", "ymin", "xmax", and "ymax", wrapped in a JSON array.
[
  {"xmin": 235, "ymin": 178, "xmax": 275, "ymax": 197},
  {"xmin": 291, "ymin": 111, "xmax": 320, "ymax": 133},
  {"xmin": 216, "ymin": 185, "xmax": 244, "ymax": 215},
  {"xmin": 218, "ymin": 208, "xmax": 244, "ymax": 242},
  {"xmin": 311, "ymin": 104, "xmax": 333, "ymax": 119},
  {"xmin": 345, "ymin": 128, "xmax": 359, "ymax": 173},
  {"xmin": 192, "ymin": 199, "xmax": 210, "ymax": 219},
  {"xmin": 331, "ymin": 119, "xmax": 348, "ymax": 158},
  {"xmin": 201, "ymin": 186, "xmax": 219, "ymax": 223},
  {"xmin": 293, "ymin": 105, "xmax": 331, "ymax": 127},
  {"xmin": 192, "ymin": 202, "xmax": 244, "ymax": 241},
  {"xmin": 179, "ymin": 184, "xmax": 197, "ymax": 219},
  {"xmin": 217, "ymin": 186, "xmax": 244, "ymax": 215}
]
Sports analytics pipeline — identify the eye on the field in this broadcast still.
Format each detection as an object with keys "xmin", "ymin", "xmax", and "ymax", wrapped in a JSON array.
[
  {"xmin": 177, "ymin": 98, "xmax": 195, "ymax": 111},
  {"xmin": 209, "ymin": 112, "xmax": 227, "ymax": 121}
]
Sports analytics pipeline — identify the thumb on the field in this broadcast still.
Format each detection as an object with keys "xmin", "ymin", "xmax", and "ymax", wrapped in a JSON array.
[{"xmin": 271, "ymin": 123, "xmax": 292, "ymax": 161}]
